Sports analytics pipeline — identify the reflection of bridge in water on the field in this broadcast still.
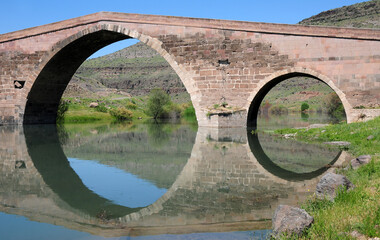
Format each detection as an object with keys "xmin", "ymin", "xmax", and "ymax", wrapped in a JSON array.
[{"xmin": 0, "ymin": 125, "xmax": 349, "ymax": 237}]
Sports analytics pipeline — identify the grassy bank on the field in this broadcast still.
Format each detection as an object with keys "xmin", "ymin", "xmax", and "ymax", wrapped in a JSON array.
[
  {"xmin": 274, "ymin": 117, "xmax": 380, "ymax": 239},
  {"xmin": 60, "ymin": 95, "xmax": 196, "ymax": 124}
]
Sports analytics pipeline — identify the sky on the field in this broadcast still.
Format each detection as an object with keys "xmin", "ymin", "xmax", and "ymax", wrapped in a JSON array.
[{"xmin": 1, "ymin": 0, "xmax": 369, "ymax": 58}]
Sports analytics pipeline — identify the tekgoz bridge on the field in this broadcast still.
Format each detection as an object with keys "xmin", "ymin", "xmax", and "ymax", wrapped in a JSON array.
[{"xmin": 0, "ymin": 12, "xmax": 379, "ymax": 127}]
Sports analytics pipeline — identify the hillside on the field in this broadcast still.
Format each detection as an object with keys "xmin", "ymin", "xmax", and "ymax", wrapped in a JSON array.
[
  {"xmin": 260, "ymin": 77, "xmax": 335, "ymax": 112},
  {"xmin": 63, "ymin": 42, "xmax": 187, "ymax": 101},
  {"xmin": 299, "ymin": 0, "xmax": 380, "ymax": 28}
]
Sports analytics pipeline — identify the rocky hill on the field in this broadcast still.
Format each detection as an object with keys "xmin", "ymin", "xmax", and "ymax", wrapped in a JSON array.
[
  {"xmin": 64, "ymin": 42, "xmax": 186, "ymax": 99},
  {"xmin": 299, "ymin": 0, "xmax": 380, "ymax": 28}
]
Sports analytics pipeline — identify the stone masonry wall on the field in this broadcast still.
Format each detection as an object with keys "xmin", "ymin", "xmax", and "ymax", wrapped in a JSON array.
[{"xmin": 0, "ymin": 12, "xmax": 379, "ymax": 126}]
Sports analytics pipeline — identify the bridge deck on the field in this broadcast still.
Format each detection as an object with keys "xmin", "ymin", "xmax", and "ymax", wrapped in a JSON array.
[{"xmin": 1, "ymin": 12, "xmax": 380, "ymax": 43}]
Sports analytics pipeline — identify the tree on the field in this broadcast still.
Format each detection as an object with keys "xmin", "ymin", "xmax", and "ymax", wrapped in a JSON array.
[
  {"xmin": 56, "ymin": 99, "xmax": 69, "ymax": 123},
  {"xmin": 326, "ymin": 93, "xmax": 345, "ymax": 119},
  {"xmin": 301, "ymin": 102, "xmax": 309, "ymax": 112},
  {"xmin": 147, "ymin": 88, "xmax": 171, "ymax": 119}
]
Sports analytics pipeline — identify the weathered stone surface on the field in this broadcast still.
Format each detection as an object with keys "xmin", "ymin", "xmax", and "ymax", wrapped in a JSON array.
[
  {"xmin": 350, "ymin": 230, "xmax": 367, "ymax": 240},
  {"xmin": 1, "ymin": 12, "xmax": 380, "ymax": 126},
  {"xmin": 351, "ymin": 155, "xmax": 371, "ymax": 169},
  {"xmin": 272, "ymin": 205, "xmax": 314, "ymax": 238},
  {"xmin": 367, "ymin": 135, "xmax": 374, "ymax": 140},
  {"xmin": 89, "ymin": 102, "xmax": 98, "ymax": 108},
  {"xmin": 316, "ymin": 173, "xmax": 354, "ymax": 201},
  {"xmin": 323, "ymin": 141, "xmax": 351, "ymax": 147},
  {"xmin": 284, "ymin": 133, "xmax": 296, "ymax": 139},
  {"xmin": 308, "ymin": 124, "xmax": 329, "ymax": 129}
]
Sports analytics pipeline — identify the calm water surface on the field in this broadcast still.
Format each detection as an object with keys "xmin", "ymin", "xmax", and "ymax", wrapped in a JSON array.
[{"xmin": 0, "ymin": 115, "xmax": 347, "ymax": 239}]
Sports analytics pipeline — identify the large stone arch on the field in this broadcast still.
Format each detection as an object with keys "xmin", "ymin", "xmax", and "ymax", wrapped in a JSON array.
[
  {"xmin": 22, "ymin": 23, "xmax": 200, "ymax": 124},
  {"xmin": 246, "ymin": 67, "xmax": 352, "ymax": 128}
]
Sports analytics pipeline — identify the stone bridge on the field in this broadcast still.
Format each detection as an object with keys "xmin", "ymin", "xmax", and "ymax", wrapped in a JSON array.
[
  {"xmin": 0, "ymin": 125, "xmax": 349, "ymax": 237},
  {"xmin": 0, "ymin": 12, "xmax": 379, "ymax": 127}
]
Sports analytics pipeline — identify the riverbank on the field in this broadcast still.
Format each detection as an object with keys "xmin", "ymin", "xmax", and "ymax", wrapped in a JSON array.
[
  {"xmin": 274, "ymin": 117, "xmax": 379, "ymax": 239},
  {"xmin": 60, "ymin": 95, "xmax": 196, "ymax": 124}
]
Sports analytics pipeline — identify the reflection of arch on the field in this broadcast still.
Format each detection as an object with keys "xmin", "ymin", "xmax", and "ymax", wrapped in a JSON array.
[
  {"xmin": 14, "ymin": 124, "xmax": 345, "ymax": 235},
  {"xmin": 246, "ymin": 68, "xmax": 350, "ymax": 128},
  {"xmin": 23, "ymin": 125, "xmax": 141, "ymax": 218},
  {"xmin": 247, "ymin": 130, "xmax": 342, "ymax": 181},
  {"xmin": 23, "ymin": 24, "xmax": 199, "ymax": 124}
]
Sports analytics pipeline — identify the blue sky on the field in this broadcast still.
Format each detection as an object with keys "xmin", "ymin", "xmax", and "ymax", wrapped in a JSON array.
[{"xmin": 1, "ymin": 0, "xmax": 368, "ymax": 58}]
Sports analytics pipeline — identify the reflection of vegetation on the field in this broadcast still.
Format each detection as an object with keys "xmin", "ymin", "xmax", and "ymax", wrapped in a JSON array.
[
  {"xmin": 258, "ymin": 132, "xmax": 340, "ymax": 173},
  {"xmin": 62, "ymin": 122, "xmax": 197, "ymax": 189},
  {"xmin": 301, "ymin": 112, "xmax": 309, "ymax": 121},
  {"xmin": 147, "ymin": 123, "xmax": 171, "ymax": 147},
  {"xmin": 57, "ymin": 124, "xmax": 69, "ymax": 145},
  {"xmin": 96, "ymin": 209, "xmax": 111, "ymax": 221},
  {"xmin": 257, "ymin": 112, "xmax": 340, "ymax": 131}
]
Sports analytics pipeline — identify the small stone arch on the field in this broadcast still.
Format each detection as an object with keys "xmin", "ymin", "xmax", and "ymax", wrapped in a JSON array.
[
  {"xmin": 22, "ymin": 23, "xmax": 199, "ymax": 124},
  {"xmin": 246, "ymin": 67, "xmax": 352, "ymax": 128}
]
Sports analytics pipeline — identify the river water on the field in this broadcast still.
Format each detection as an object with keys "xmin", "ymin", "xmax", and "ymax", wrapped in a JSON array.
[{"xmin": 0, "ymin": 114, "xmax": 348, "ymax": 239}]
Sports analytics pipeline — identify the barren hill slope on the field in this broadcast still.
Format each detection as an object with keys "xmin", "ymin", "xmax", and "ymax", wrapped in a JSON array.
[{"xmin": 299, "ymin": 0, "xmax": 380, "ymax": 28}]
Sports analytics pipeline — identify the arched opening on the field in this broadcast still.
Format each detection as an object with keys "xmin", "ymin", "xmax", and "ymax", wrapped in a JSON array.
[
  {"xmin": 247, "ymin": 129, "xmax": 342, "ymax": 181},
  {"xmin": 23, "ymin": 28, "xmax": 196, "ymax": 125},
  {"xmin": 247, "ymin": 72, "xmax": 347, "ymax": 129},
  {"xmin": 24, "ymin": 30, "xmax": 129, "ymax": 124}
]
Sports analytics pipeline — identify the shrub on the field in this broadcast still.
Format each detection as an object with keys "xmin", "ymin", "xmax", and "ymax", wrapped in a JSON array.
[
  {"xmin": 301, "ymin": 102, "xmax": 310, "ymax": 112},
  {"xmin": 109, "ymin": 107, "xmax": 133, "ymax": 121},
  {"xmin": 146, "ymin": 88, "xmax": 171, "ymax": 119},
  {"xmin": 57, "ymin": 99, "xmax": 69, "ymax": 123},
  {"xmin": 166, "ymin": 103, "xmax": 182, "ymax": 118},
  {"xmin": 182, "ymin": 104, "xmax": 197, "ymax": 122},
  {"xmin": 326, "ymin": 93, "xmax": 346, "ymax": 119},
  {"xmin": 270, "ymin": 105, "xmax": 288, "ymax": 115},
  {"xmin": 95, "ymin": 103, "xmax": 108, "ymax": 113},
  {"xmin": 126, "ymin": 101, "xmax": 137, "ymax": 110},
  {"xmin": 183, "ymin": 105, "xmax": 196, "ymax": 118}
]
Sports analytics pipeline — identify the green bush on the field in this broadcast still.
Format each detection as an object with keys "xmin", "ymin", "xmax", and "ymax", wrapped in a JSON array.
[
  {"xmin": 301, "ymin": 102, "xmax": 309, "ymax": 112},
  {"xmin": 270, "ymin": 105, "xmax": 288, "ymax": 115},
  {"xmin": 326, "ymin": 93, "xmax": 346, "ymax": 119},
  {"xmin": 126, "ymin": 101, "xmax": 137, "ymax": 110},
  {"xmin": 183, "ymin": 105, "xmax": 196, "ymax": 118},
  {"xmin": 57, "ymin": 99, "xmax": 69, "ymax": 123},
  {"xmin": 95, "ymin": 103, "xmax": 108, "ymax": 113},
  {"xmin": 182, "ymin": 104, "xmax": 197, "ymax": 122},
  {"xmin": 146, "ymin": 88, "xmax": 171, "ymax": 119},
  {"xmin": 109, "ymin": 107, "xmax": 133, "ymax": 121}
]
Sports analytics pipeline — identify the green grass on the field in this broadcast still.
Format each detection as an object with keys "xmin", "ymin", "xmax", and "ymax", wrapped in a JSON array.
[
  {"xmin": 297, "ymin": 161, "xmax": 380, "ymax": 239},
  {"xmin": 63, "ymin": 103, "xmax": 112, "ymax": 123},
  {"xmin": 275, "ymin": 117, "xmax": 379, "ymax": 156},
  {"xmin": 275, "ymin": 117, "xmax": 380, "ymax": 239},
  {"xmin": 61, "ymin": 95, "xmax": 196, "ymax": 123}
]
